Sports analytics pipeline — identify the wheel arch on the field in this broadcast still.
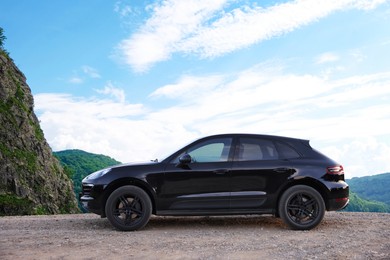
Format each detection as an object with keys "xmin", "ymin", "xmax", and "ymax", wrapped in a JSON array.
[
  {"xmin": 101, "ymin": 178, "xmax": 157, "ymax": 217},
  {"xmin": 275, "ymin": 177, "xmax": 330, "ymax": 216}
]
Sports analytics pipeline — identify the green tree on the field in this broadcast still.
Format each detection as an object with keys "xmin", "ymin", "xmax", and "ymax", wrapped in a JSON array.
[
  {"xmin": 345, "ymin": 192, "xmax": 390, "ymax": 213},
  {"xmin": 347, "ymin": 173, "xmax": 390, "ymax": 205},
  {"xmin": 54, "ymin": 149, "xmax": 121, "ymax": 211},
  {"xmin": 0, "ymin": 27, "xmax": 6, "ymax": 50}
]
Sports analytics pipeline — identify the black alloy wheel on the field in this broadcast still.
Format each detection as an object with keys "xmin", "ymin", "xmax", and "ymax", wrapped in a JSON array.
[
  {"xmin": 279, "ymin": 185, "xmax": 325, "ymax": 230},
  {"xmin": 105, "ymin": 185, "xmax": 152, "ymax": 231}
]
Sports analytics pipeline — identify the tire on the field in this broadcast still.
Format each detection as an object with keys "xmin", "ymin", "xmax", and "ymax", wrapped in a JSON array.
[
  {"xmin": 278, "ymin": 185, "xmax": 325, "ymax": 230},
  {"xmin": 105, "ymin": 186, "xmax": 152, "ymax": 231}
]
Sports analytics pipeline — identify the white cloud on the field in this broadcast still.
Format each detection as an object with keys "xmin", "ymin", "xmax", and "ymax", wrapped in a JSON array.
[
  {"xmin": 96, "ymin": 81, "xmax": 126, "ymax": 103},
  {"xmin": 147, "ymin": 67, "xmax": 390, "ymax": 146},
  {"xmin": 316, "ymin": 52, "xmax": 340, "ymax": 64},
  {"xmin": 82, "ymin": 66, "xmax": 101, "ymax": 78},
  {"xmin": 352, "ymin": 0, "xmax": 389, "ymax": 10},
  {"xmin": 35, "ymin": 93, "xmax": 193, "ymax": 163},
  {"xmin": 69, "ymin": 76, "xmax": 83, "ymax": 84},
  {"xmin": 118, "ymin": 0, "xmax": 388, "ymax": 71},
  {"xmin": 149, "ymin": 74, "xmax": 225, "ymax": 99},
  {"xmin": 348, "ymin": 49, "xmax": 366, "ymax": 63},
  {"xmin": 321, "ymin": 137, "xmax": 390, "ymax": 178},
  {"xmin": 35, "ymin": 93, "xmax": 145, "ymax": 119},
  {"xmin": 36, "ymin": 64, "xmax": 390, "ymax": 177},
  {"xmin": 68, "ymin": 66, "xmax": 101, "ymax": 84},
  {"xmin": 118, "ymin": 0, "xmax": 227, "ymax": 72},
  {"xmin": 180, "ymin": 1, "xmax": 346, "ymax": 58},
  {"xmin": 114, "ymin": 1, "xmax": 134, "ymax": 18}
]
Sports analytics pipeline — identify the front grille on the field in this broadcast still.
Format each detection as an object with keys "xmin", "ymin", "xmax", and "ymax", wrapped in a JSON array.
[{"xmin": 82, "ymin": 184, "xmax": 94, "ymax": 196}]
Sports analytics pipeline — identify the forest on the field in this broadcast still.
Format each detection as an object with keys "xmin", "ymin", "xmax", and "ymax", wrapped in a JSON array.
[
  {"xmin": 345, "ymin": 173, "xmax": 390, "ymax": 212},
  {"xmin": 54, "ymin": 150, "xmax": 120, "ymax": 210}
]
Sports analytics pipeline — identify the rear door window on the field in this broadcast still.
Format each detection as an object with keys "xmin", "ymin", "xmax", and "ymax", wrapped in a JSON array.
[{"xmin": 235, "ymin": 138, "xmax": 279, "ymax": 161}]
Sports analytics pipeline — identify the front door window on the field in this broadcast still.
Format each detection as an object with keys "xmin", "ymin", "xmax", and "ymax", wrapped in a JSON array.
[{"xmin": 173, "ymin": 138, "xmax": 232, "ymax": 163}]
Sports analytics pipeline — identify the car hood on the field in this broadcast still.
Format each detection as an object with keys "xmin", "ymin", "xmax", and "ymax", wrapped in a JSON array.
[{"xmin": 111, "ymin": 161, "xmax": 158, "ymax": 169}]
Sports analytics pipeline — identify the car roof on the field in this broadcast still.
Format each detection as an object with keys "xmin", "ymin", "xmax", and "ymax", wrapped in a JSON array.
[{"xmin": 201, "ymin": 133, "xmax": 309, "ymax": 142}]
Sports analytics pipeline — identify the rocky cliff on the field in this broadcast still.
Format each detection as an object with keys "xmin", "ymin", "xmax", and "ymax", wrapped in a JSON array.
[{"xmin": 0, "ymin": 51, "xmax": 79, "ymax": 215}]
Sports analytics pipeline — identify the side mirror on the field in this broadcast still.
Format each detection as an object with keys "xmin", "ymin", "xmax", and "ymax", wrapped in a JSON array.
[{"xmin": 179, "ymin": 154, "xmax": 192, "ymax": 164}]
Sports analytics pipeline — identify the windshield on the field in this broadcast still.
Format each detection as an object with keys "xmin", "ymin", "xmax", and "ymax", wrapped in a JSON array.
[{"xmin": 156, "ymin": 137, "xmax": 200, "ymax": 162}]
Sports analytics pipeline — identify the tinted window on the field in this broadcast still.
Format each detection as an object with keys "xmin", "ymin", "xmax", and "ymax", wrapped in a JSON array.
[
  {"xmin": 235, "ymin": 138, "xmax": 279, "ymax": 161},
  {"xmin": 276, "ymin": 141, "xmax": 300, "ymax": 159},
  {"xmin": 174, "ymin": 138, "xmax": 232, "ymax": 163}
]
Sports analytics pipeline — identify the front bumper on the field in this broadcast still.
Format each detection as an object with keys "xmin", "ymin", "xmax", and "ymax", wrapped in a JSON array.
[
  {"xmin": 79, "ymin": 183, "xmax": 105, "ymax": 216},
  {"xmin": 79, "ymin": 195, "xmax": 94, "ymax": 211},
  {"xmin": 79, "ymin": 194, "xmax": 104, "ymax": 215}
]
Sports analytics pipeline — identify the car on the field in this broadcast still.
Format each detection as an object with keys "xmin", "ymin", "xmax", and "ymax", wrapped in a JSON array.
[{"xmin": 80, "ymin": 134, "xmax": 349, "ymax": 231}]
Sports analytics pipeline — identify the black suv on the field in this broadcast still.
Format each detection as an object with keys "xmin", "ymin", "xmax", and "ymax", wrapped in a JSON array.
[{"xmin": 80, "ymin": 134, "xmax": 349, "ymax": 231}]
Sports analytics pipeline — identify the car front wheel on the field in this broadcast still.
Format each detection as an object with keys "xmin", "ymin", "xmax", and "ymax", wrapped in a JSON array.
[
  {"xmin": 279, "ymin": 185, "xmax": 325, "ymax": 230},
  {"xmin": 105, "ymin": 185, "xmax": 152, "ymax": 231}
]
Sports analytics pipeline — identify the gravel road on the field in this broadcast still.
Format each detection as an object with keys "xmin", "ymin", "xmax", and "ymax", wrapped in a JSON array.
[{"xmin": 0, "ymin": 212, "xmax": 389, "ymax": 259}]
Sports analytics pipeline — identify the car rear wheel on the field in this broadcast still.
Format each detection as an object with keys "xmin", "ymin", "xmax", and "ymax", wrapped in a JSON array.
[
  {"xmin": 105, "ymin": 185, "xmax": 152, "ymax": 231},
  {"xmin": 279, "ymin": 185, "xmax": 325, "ymax": 230}
]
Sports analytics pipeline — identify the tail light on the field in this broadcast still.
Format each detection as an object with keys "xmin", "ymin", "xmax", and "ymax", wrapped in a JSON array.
[{"xmin": 327, "ymin": 165, "xmax": 344, "ymax": 175}]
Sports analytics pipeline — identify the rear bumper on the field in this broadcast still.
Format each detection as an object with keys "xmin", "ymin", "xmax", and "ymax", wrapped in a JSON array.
[
  {"xmin": 326, "ymin": 181, "xmax": 349, "ymax": 211},
  {"xmin": 328, "ymin": 197, "xmax": 349, "ymax": 211}
]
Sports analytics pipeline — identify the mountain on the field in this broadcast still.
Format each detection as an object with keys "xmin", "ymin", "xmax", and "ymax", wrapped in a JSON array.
[
  {"xmin": 344, "ymin": 173, "xmax": 390, "ymax": 213},
  {"xmin": 347, "ymin": 173, "xmax": 390, "ymax": 205},
  {"xmin": 0, "ymin": 49, "xmax": 79, "ymax": 215},
  {"xmin": 345, "ymin": 192, "xmax": 390, "ymax": 213},
  {"xmin": 54, "ymin": 149, "xmax": 121, "ymax": 210}
]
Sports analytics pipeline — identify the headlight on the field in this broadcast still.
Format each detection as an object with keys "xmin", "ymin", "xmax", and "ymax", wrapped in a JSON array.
[{"xmin": 84, "ymin": 168, "xmax": 111, "ymax": 180}]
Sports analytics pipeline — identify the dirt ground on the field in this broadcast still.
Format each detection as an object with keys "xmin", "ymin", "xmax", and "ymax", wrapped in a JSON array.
[{"xmin": 0, "ymin": 212, "xmax": 389, "ymax": 260}]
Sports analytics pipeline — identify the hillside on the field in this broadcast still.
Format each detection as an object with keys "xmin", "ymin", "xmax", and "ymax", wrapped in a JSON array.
[
  {"xmin": 54, "ymin": 149, "xmax": 120, "ymax": 210},
  {"xmin": 0, "ymin": 49, "xmax": 78, "ymax": 215},
  {"xmin": 343, "ymin": 173, "xmax": 390, "ymax": 213},
  {"xmin": 347, "ymin": 173, "xmax": 390, "ymax": 205},
  {"xmin": 345, "ymin": 192, "xmax": 389, "ymax": 213}
]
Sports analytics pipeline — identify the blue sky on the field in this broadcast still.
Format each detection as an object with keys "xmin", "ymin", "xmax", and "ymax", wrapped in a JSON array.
[{"xmin": 1, "ymin": 0, "xmax": 390, "ymax": 178}]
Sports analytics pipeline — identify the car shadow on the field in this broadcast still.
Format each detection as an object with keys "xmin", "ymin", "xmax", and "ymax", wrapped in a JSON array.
[
  {"xmin": 84, "ymin": 212, "xmax": 348, "ymax": 233},
  {"xmin": 148, "ymin": 215, "xmax": 285, "ymax": 229},
  {"xmin": 83, "ymin": 215, "xmax": 286, "ymax": 231}
]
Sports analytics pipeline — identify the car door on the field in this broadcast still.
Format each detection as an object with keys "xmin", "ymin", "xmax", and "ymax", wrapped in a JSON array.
[
  {"xmin": 230, "ymin": 137, "xmax": 293, "ymax": 210},
  {"xmin": 160, "ymin": 137, "xmax": 233, "ymax": 212}
]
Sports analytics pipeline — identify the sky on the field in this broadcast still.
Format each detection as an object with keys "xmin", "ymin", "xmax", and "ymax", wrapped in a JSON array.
[{"xmin": 1, "ymin": 0, "xmax": 390, "ymax": 178}]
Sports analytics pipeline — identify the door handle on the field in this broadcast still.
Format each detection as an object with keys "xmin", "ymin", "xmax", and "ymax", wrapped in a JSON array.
[
  {"xmin": 213, "ymin": 169, "xmax": 229, "ymax": 175},
  {"xmin": 274, "ymin": 167, "xmax": 290, "ymax": 173}
]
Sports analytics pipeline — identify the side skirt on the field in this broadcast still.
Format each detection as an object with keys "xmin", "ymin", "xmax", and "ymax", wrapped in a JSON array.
[{"xmin": 156, "ymin": 209, "xmax": 274, "ymax": 216}]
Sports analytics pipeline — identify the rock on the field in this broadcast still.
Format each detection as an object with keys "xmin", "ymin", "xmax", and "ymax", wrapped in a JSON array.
[{"xmin": 0, "ymin": 50, "xmax": 79, "ymax": 215}]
